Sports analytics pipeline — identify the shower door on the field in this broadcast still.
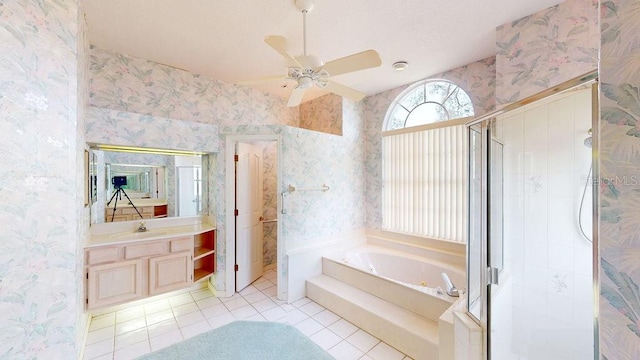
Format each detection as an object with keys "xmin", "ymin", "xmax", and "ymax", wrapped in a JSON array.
[{"xmin": 470, "ymin": 82, "xmax": 598, "ymax": 360}]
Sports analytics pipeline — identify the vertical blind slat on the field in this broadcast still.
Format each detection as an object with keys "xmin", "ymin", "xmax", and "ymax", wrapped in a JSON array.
[{"xmin": 382, "ymin": 125, "xmax": 467, "ymax": 243}]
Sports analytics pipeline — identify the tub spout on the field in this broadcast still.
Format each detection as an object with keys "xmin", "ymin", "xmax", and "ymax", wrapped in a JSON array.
[{"xmin": 441, "ymin": 272, "xmax": 459, "ymax": 297}]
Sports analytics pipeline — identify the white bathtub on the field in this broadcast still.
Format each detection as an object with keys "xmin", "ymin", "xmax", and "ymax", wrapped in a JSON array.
[
  {"xmin": 316, "ymin": 242, "xmax": 466, "ymax": 358},
  {"xmin": 328, "ymin": 245, "xmax": 466, "ymax": 301}
]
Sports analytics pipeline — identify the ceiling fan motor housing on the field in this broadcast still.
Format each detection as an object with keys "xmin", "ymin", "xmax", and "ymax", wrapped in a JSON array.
[
  {"xmin": 296, "ymin": 54, "xmax": 323, "ymax": 70},
  {"xmin": 295, "ymin": 0, "xmax": 314, "ymax": 13}
]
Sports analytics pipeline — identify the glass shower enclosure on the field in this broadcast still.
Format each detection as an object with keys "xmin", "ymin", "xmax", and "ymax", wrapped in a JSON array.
[{"xmin": 468, "ymin": 80, "xmax": 598, "ymax": 359}]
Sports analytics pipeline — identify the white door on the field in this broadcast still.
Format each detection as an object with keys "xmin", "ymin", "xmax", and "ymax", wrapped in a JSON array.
[
  {"xmin": 177, "ymin": 166, "xmax": 201, "ymax": 216},
  {"xmin": 235, "ymin": 142, "xmax": 264, "ymax": 291}
]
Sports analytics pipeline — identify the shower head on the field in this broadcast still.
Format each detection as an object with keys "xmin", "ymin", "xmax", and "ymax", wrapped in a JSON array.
[{"xmin": 584, "ymin": 136, "xmax": 592, "ymax": 148}]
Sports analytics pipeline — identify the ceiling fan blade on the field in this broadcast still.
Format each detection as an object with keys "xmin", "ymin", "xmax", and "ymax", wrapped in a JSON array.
[
  {"xmin": 321, "ymin": 50, "xmax": 382, "ymax": 77},
  {"xmin": 265, "ymin": 35, "xmax": 303, "ymax": 68},
  {"xmin": 324, "ymin": 80, "xmax": 366, "ymax": 102},
  {"xmin": 287, "ymin": 87, "xmax": 306, "ymax": 107},
  {"xmin": 236, "ymin": 75, "xmax": 287, "ymax": 85}
]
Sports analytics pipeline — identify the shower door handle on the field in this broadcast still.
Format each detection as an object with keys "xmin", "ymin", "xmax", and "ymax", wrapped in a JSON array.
[{"xmin": 487, "ymin": 267, "xmax": 499, "ymax": 286}]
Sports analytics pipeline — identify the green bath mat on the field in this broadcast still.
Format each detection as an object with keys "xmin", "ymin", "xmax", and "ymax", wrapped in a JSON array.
[{"xmin": 136, "ymin": 320, "xmax": 334, "ymax": 360}]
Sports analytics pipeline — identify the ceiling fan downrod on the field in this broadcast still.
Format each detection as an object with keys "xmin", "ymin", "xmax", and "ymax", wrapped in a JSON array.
[{"xmin": 295, "ymin": 0, "xmax": 314, "ymax": 57}]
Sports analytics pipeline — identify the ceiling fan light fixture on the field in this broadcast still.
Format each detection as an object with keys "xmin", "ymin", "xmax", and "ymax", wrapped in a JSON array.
[
  {"xmin": 392, "ymin": 61, "xmax": 409, "ymax": 71},
  {"xmin": 297, "ymin": 76, "xmax": 313, "ymax": 89}
]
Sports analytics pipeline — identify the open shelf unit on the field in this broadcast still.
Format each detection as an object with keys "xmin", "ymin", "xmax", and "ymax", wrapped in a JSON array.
[{"xmin": 193, "ymin": 230, "xmax": 215, "ymax": 282}]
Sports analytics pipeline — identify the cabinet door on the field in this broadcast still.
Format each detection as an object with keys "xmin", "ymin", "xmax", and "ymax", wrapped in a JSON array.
[
  {"xmin": 149, "ymin": 252, "xmax": 193, "ymax": 295},
  {"xmin": 87, "ymin": 259, "xmax": 143, "ymax": 309}
]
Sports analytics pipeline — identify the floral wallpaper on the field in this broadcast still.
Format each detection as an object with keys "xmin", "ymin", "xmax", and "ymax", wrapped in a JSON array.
[
  {"xmin": 76, "ymin": 8, "xmax": 91, "ymax": 355},
  {"xmin": 495, "ymin": 0, "xmax": 598, "ymax": 106},
  {"xmin": 262, "ymin": 142, "xmax": 278, "ymax": 267},
  {"xmin": 299, "ymin": 93, "xmax": 343, "ymax": 136},
  {"xmin": 89, "ymin": 46, "xmax": 299, "ymax": 128},
  {"xmin": 599, "ymin": 0, "xmax": 640, "ymax": 357},
  {"xmin": 281, "ymin": 100, "xmax": 366, "ymax": 250},
  {"xmin": 363, "ymin": 57, "xmax": 496, "ymax": 229},
  {"xmin": 86, "ymin": 106, "xmax": 220, "ymax": 153},
  {"xmin": 0, "ymin": 0, "xmax": 88, "ymax": 359}
]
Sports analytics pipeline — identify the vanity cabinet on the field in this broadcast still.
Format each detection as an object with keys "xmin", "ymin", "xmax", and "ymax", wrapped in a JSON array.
[
  {"xmin": 85, "ymin": 229, "xmax": 215, "ymax": 310},
  {"xmin": 149, "ymin": 252, "xmax": 193, "ymax": 295},
  {"xmin": 87, "ymin": 259, "xmax": 144, "ymax": 309}
]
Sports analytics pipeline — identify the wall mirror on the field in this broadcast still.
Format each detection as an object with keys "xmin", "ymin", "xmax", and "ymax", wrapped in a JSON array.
[{"xmin": 90, "ymin": 146, "xmax": 211, "ymax": 224}]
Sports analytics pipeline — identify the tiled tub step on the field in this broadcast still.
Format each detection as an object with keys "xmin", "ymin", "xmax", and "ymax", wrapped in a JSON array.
[{"xmin": 306, "ymin": 274, "xmax": 439, "ymax": 359}]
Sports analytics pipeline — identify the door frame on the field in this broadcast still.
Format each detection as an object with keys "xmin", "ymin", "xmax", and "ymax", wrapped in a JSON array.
[{"xmin": 225, "ymin": 134, "xmax": 283, "ymax": 299}]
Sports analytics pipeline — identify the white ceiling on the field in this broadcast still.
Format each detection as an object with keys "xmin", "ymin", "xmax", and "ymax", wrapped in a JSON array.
[{"xmin": 84, "ymin": 0, "xmax": 563, "ymax": 104}]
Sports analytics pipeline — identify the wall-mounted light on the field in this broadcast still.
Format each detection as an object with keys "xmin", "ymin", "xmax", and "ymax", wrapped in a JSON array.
[
  {"xmin": 392, "ymin": 61, "xmax": 409, "ymax": 71},
  {"xmin": 93, "ymin": 144, "xmax": 207, "ymax": 156}
]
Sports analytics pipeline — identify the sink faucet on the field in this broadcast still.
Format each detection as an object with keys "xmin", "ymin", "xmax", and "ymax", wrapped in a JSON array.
[
  {"xmin": 137, "ymin": 221, "xmax": 147, "ymax": 232},
  {"xmin": 441, "ymin": 272, "xmax": 459, "ymax": 297}
]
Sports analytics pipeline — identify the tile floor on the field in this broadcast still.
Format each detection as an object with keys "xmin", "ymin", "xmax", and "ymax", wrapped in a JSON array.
[{"xmin": 83, "ymin": 269, "xmax": 412, "ymax": 360}]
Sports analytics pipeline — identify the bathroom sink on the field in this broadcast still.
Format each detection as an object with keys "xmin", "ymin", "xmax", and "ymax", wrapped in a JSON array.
[{"xmin": 109, "ymin": 231, "xmax": 168, "ymax": 241}]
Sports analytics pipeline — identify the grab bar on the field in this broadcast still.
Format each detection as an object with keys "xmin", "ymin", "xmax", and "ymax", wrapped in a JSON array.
[{"xmin": 288, "ymin": 184, "xmax": 330, "ymax": 192}]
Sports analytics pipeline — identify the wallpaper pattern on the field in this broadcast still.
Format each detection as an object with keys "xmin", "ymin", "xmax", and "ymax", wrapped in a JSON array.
[
  {"xmin": 599, "ymin": 0, "xmax": 640, "ymax": 357},
  {"xmin": 90, "ymin": 46, "xmax": 299, "ymax": 128},
  {"xmin": 76, "ymin": 8, "xmax": 91, "ymax": 355},
  {"xmin": 0, "ymin": 0, "xmax": 86, "ymax": 359},
  {"xmin": 282, "ymin": 99, "xmax": 366, "ymax": 251},
  {"xmin": 495, "ymin": 0, "xmax": 599, "ymax": 106},
  {"xmin": 364, "ymin": 57, "xmax": 496, "ymax": 229},
  {"xmin": 299, "ymin": 93, "xmax": 343, "ymax": 136},
  {"xmin": 262, "ymin": 142, "xmax": 278, "ymax": 267},
  {"xmin": 86, "ymin": 106, "xmax": 220, "ymax": 153}
]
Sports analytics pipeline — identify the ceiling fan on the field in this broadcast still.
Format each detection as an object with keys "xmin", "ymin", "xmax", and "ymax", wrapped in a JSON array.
[{"xmin": 241, "ymin": 0, "xmax": 382, "ymax": 107}]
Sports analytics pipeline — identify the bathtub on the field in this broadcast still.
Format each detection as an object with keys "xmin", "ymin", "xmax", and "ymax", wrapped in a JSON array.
[
  {"xmin": 313, "ymin": 242, "xmax": 466, "ymax": 358},
  {"xmin": 327, "ymin": 244, "xmax": 466, "ymax": 301}
]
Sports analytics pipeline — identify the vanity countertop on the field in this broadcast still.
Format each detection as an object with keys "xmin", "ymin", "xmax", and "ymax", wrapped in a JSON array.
[{"xmin": 87, "ymin": 222, "xmax": 215, "ymax": 248}]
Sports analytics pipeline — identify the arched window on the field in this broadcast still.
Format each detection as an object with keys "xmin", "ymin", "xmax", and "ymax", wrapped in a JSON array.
[
  {"xmin": 385, "ymin": 80, "xmax": 474, "ymax": 130},
  {"xmin": 382, "ymin": 80, "xmax": 474, "ymax": 243}
]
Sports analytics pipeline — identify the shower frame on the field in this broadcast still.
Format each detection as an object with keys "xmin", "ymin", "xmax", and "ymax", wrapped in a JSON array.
[{"xmin": 465, "ymin": 71, "xmax": 600, "ymax": 359}]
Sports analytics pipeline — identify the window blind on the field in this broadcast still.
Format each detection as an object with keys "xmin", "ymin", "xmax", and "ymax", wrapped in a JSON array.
[{"xmin": 382, "ymin": 124, "xmax": 467, "ymax": 243}]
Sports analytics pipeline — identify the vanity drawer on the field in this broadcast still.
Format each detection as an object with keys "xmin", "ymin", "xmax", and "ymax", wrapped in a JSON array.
[
  {"xmin": 124, "ymin": 241, "xmax": 168, "ymax": 259},
  {"xmin": 170, "ymin": 237, "xmax": 192, "ymax": 253},
  {"xmin": 87, "ymin": 247, "xmax": 119, "ymax": 265}
]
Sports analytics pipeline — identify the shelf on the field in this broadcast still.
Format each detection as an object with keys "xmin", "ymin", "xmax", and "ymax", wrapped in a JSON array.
[
  {"xmin": 194, "ymin": 247, "xmax": 215, "ymax": 260},
  {"xmin": 193, "ymin": 230, "xmax": 215, "ymax": 283},
  {"xmin": 194, "ymin": 269, "xmax": 214, "ymax": 282},
  {"xmin": 193, "ymin": 253, "xmax": 214, "ymax": 282}
]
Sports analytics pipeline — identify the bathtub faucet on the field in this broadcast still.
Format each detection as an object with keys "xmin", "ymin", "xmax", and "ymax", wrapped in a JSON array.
[{"xmin": 441, "ymin": 272, "xmax": 459, "ymax": 297}]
